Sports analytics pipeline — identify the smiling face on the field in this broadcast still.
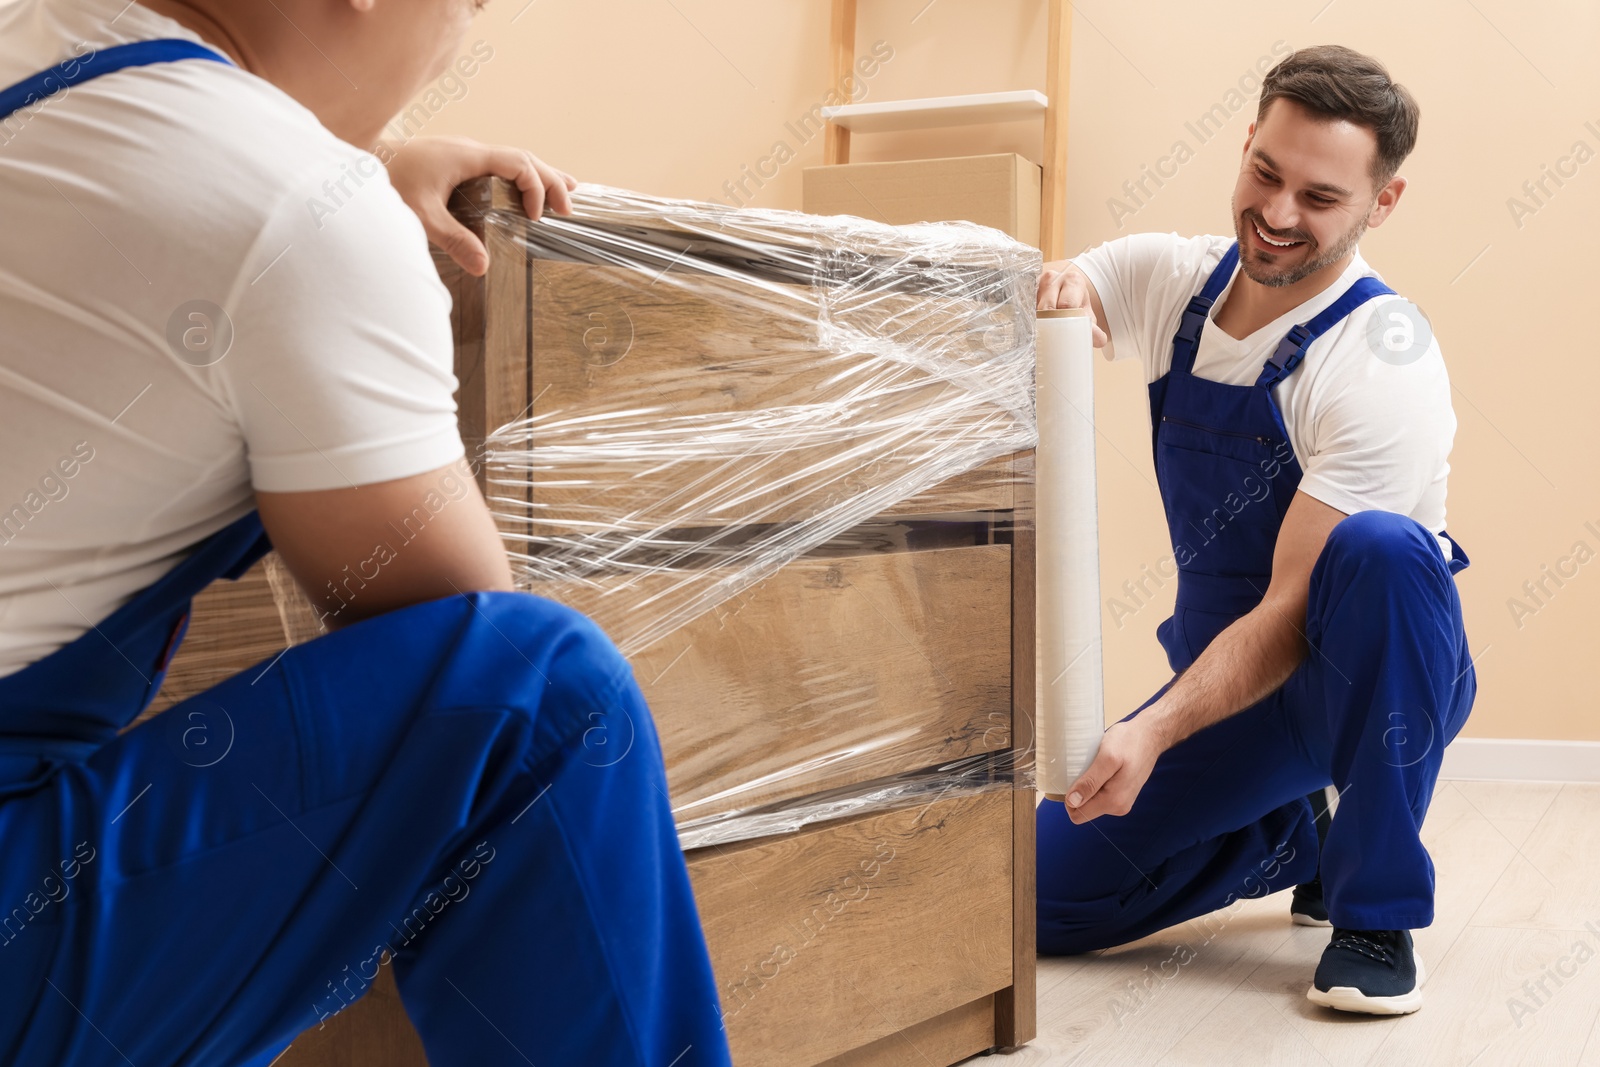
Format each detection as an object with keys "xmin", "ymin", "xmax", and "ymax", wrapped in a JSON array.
[{"xmin": 1231, "ymin": 97, "xmax": 1397, "ymax": 289}]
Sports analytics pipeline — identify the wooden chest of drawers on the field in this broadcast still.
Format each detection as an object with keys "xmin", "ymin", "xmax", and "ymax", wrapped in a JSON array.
[{"xmin": 153, "ymin": 177, "xmax": 1038, "ymax": 1066}]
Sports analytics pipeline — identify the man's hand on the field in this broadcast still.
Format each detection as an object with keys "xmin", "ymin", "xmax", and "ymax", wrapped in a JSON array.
[
  {"xmin": 1061, "ymin": 717, "xmax": 1166, "ymax": 824},
  {"xmin": 1057, "ymin": 493, "xmax": 1350, "ymax": 824},
  {"xmin": 1036, "ymin": 259, "xmax": 1110, "ymax": 347},
  {"xmin": 379, "ymin": 136, "xmax": 578, "ymax": 276}
]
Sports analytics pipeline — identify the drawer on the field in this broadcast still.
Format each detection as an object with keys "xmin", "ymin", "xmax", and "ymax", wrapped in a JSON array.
[
  {"xmin": 687, "ymin": 789, "xmax": 1015, "ymax": 1065},
  {"xmin": 532, "ymin": 543, "xmax": 1014, "ymax": 823},
  {"xmin": 520, "ymin": 260, "xmax": 1017, "ymax": 531},
  {"xmin": 446, "ymin": 210, "xmax": 1026, "ymax": 537}
]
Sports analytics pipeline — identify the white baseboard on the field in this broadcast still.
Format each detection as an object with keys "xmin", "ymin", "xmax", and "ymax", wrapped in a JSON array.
[{"xmin": 1440, "ymin": 737, "xmax": 1600, "ymax": 783}]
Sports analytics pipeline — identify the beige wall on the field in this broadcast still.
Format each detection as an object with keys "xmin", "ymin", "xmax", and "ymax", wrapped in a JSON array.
[{"xmin": 422, "ymin": 0, "xmax": 1598, "ymax": 741}]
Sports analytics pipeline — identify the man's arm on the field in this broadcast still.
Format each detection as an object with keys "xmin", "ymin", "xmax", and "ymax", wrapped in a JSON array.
[
  {"xmin": 238, "ymin": 139, "xmax": 570, "ymax": 625},
  {"xmin": 1060, "ymin": 490, "xmax": 1348, "ymax": 823},
  {"xmin": 256, "ymin": 459, "xmax": 513, "ymax": 630}
]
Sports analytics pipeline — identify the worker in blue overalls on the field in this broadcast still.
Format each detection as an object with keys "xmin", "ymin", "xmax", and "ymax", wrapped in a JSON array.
[
  {"xmin": 0, "ymin": 2, "xmax": 731, "ymax": 1065},
  {"xmin": 1035, "ymin": 44, "xmax": 1473, "ymax": 1015}
]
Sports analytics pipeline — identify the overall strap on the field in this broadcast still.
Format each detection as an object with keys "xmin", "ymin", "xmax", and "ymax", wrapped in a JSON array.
[
  {"xmin": 0, "ymin": 38, "xmax": 232, "ymax": 120},
  {"xmin": 0, "ymin": 511, "xmax": 271, "ymax": 738},
  {"xmin": 1255, "ymin": 276, "xmax": 1397, "ymax": 388},
  {"xmin": 1441, "ymin": 530, "xmax": 1470, "ymax": 576},
  {"xmin": 1170, "ymin": 241, "xmax": 1239, "ymax": 378}
]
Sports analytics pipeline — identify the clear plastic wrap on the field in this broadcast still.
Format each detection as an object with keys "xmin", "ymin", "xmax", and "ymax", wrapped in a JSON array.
[
  {"xmin": 460, "ymin": 183, "xmax": 1039, "ymax": 845},
  {"xmin": 151, "ymin": 181, "xmax": 1041, "ymax": 849},
  {"xmin": 477, "ymin": 185, "xmax": 1036, "ymax": 650},
  {"xmin": 676, "ymin": 748, "xmax": 1026, "ymax": 851}
]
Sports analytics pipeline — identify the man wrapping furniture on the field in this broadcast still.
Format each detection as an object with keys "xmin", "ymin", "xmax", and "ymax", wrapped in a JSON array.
[
  {"xmin": 0, "ymin": 1, "xmax": 730, "ymax": 1063},
  {"xmin": 1035, "ymin": 45, "xmax": 1473, "ymax": 1016}
]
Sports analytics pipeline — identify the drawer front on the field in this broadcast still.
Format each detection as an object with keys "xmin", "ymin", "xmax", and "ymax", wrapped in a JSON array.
[
  {"xmin": 539, "ymin": 543, "xmax": 1014, "ymax": 823},
  {"xmin": 688, "ymin": 789, "xmax": 1014, "ymax": 1066},
  {"xmin": 510, "ymin": 259, "xmax": 1019, "ymax": 533}
]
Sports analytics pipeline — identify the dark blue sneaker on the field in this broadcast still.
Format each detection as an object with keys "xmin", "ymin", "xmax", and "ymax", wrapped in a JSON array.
[
  {"xmin": 1293, "ymin": 789, "xmax": 1333, "ymax": 927},
  {"xmin": 1307, "ymin": 928, "xmax": 1425, "ymax": 1014},
  {"xmin": 1290, "ymin": 875, "xmax": 1331, "ymax": 926}
]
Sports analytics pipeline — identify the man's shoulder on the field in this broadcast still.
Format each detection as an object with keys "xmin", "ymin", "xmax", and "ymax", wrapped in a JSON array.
[
  {"xmin": 1074, "ymin": 231, "xmax": 1232, "ymax": 296},
  {"xmin": 117, "ymin": 65, "xmax": 392, "ymax": 235},
  {"xmin": 1125, "ymin": 232, "xmax": 1236, "ymax": 307},
  {"xmin": 1303, "ymin": 260, "xmax": 1450, "ymax": 408},
  {"xmin": 3, "ymin": 53, "xmax": 403, "ymax": 267},
  {"xmin": 1322, "ymin": 254, "xmax": 1440, "ymax": 358},
  {"xmin": 101, "ymin": 66, "xmax": 425, "ymax": 296},
  {"xmin": 1079, "ymin": 230, "xmax": 1230, "ymax": 261}
]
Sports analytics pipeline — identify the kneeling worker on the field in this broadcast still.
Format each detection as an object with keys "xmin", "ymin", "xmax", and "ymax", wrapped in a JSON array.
[
  {"xmin": 1035, "ymin": 44, "xmax": 1473, "ymax": 1016},
  {"xmin": 0, "ymin": 0, "xmax": 731, "ymax": 1063}
]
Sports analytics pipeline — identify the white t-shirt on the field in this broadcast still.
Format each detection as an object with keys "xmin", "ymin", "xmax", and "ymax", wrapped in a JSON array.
[
  {"xmin": 1073, "ymin": 232, "xmax": 1457, "ymax": 562},
  {"xmin": 0, "ymin": 0, "xmax": 465, "ymax": 677}
]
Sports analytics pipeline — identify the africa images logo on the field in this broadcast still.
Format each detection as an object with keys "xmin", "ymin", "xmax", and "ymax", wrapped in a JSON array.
[{"xmin": 1364, "ymin": 297, "xmax": 1433, "ymax": 367}]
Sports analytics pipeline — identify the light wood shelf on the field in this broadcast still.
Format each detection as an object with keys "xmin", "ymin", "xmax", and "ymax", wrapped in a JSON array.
[{"xmin": 821, "ymin": 89, "xmax": 1049, "ymax": 133}]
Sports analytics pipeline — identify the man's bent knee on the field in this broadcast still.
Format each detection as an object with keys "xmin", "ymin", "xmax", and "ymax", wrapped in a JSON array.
[
  {"xmin": 1317, "ymin": 510, "xmax": 1444, "ymax": 580},
  {"xmin": 387, "ymin": 592, "xmax": 638, "ymax": 754}
]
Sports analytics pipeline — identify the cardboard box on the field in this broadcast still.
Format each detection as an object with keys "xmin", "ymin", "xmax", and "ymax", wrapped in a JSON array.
[{"xmin": 803, "ymin": 153, "xmax": 1042, "ymax": 248}]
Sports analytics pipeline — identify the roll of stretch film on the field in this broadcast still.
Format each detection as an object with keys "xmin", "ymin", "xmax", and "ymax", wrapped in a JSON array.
[{"xmin": 1035, "ymin": 308, "xmax": 1104, "ymax": 798}]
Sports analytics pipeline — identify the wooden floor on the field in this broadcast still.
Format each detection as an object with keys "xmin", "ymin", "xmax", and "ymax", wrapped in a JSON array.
[{"xmin": 970, "ymin": 781, "xmax": 1600, "ymax": 1067}]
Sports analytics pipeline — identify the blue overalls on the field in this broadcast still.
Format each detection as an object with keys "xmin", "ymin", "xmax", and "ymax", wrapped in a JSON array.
[
  {"xmin": 1037, "ymin": 242, "xmax": 1477, "ymax": 954},
  {"xmin": 0, "ymin": 42, "xmax": 731, "ymax": 1067}
]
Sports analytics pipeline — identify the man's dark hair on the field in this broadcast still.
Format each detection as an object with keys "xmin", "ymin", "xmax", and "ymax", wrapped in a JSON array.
[{"xmin": 1259, "ymin": 45, "xmax": 1419, "ymax": 191}]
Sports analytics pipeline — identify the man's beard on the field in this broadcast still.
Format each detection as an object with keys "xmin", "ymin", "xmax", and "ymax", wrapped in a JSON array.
[{"xmin": 1233, "ymin": 206, "xmax": 1368, "ymax": 288}]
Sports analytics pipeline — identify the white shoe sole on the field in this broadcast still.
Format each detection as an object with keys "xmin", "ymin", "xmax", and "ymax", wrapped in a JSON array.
[
  {"xmin": 1292, "ymin": 912, "xmax": 1333, "ymax": 928},
  {"xmin": 1306, "ymin": 952, "xmax": 1425, "ymax": 1015}
]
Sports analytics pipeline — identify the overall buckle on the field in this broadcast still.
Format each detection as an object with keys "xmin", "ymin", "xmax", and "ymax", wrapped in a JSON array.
[
  {"xmin": 1268, "ymin": 324, "xmax": 1314, "ymax": 370},
  {"xmin": 1176, "ymin": 296, "xmax": 1213, "ymax": 343}
]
